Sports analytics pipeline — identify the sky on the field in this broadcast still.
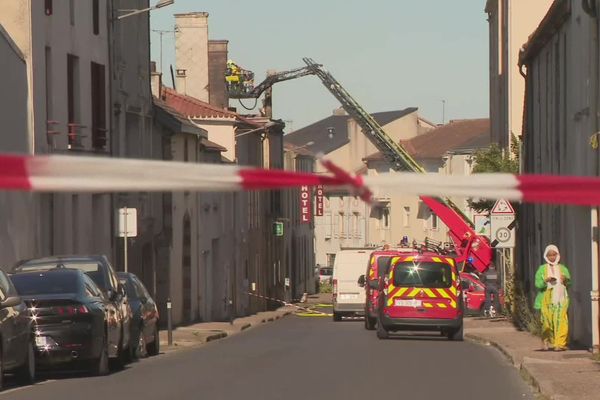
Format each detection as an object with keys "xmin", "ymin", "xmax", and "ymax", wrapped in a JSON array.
[{"xmin": 150, "ymin": 0, "xmax": 489, "ymax": 132}]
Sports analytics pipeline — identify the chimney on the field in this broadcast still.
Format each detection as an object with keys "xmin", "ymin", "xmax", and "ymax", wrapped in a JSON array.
[
  {"xmin": 175, "ymin": 12, "xmax": 209, "ymax": 102},
  {"xmin": 176, "ymin": 69, "xmax": 187, "ymax": 95},
  {"xmin": 150, "ymin": 61, "xmax": 162, "ymax": 99},
  {"xmin": 208, "ymin": 40, "xmax": 229, "ymax": 109},
  {"xmin": 333, "ymin": 107, "xmax": 347, "ymax": 116}
]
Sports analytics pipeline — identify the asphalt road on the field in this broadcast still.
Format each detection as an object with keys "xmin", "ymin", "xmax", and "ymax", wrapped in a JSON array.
[{"xmin": 0, "ymin": 316, "xmax": 534, "ymax": 400}]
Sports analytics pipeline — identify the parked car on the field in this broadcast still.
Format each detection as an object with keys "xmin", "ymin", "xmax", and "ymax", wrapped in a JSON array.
[
  {"xmin": 117, "ymin": 272, "xmax": 159, "ymax": 358},
  {"xmin": 319, "ymin": 267, "xmax": 333, "ymax": 284},
  {"xmin": 332, "ymin": 249, "xmax": 372, "ymax": 321},
  {"xmin": 13, "ymin": 255, "xmax": 131, "ymax": 365},
  {"xmin": 375, "ymin": 252, "xmax": 464, "ymax": 340},
  {"xmin": 10, "ymin": 269, "xmax": 113, "ymax": 375},
  {"xmin": 460, "ymin": 272, "xmax": 505, "ymax": 315},
  {"xmin": 0, "ymin": 269, "xmax": 36, "ymax": 388}
]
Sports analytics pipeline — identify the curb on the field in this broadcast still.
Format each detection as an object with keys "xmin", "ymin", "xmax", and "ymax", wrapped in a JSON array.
[
  {"xmin": 465, "ymin": 333, "xmax": 546, "ymax": 399},
  {"xmin": 205, "ymin": 331, "xmax": 228, "ymax": 343},
  {"xmin": 241, "ymin": 323, "xmax": 252, "ymax": 331}
]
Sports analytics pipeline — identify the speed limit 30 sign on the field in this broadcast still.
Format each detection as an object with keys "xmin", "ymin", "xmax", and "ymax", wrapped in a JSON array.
[{"xmin": 490, "ymin": 199, "xmax": 515, "ymax": 248}]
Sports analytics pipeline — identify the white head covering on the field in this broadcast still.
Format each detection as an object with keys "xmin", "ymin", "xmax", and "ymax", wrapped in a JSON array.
[
  {"xmin": 544, "ymin": 244, "xmax": 561, "ymax": 266},
  {"xmin": 543, "ymin": 244, "xmax": 566, "ymax": 305}
]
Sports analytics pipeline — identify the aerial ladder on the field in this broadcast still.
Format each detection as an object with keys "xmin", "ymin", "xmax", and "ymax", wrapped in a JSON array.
[{"xmin": 229, "ymin": 59, "xmax": 493, "ymax": 272}]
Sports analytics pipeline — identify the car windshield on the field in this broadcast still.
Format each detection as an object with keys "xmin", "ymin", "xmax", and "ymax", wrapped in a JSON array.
[
  {"xmin": 17, "ymin": 261, "xmax": 107, "ymax": 290},
  {"xmin": 393, "ymin": 262, "xmax": 453, "ymax": 288},
  {"xmin": 11, "ymin": 273, "xmax": 79, "ymax": 296}
]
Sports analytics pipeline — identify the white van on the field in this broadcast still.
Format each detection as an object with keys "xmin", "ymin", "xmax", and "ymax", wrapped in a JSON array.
[{"xmin": 332, "ymin": 249, "xmax": 372, "ymax": 321}]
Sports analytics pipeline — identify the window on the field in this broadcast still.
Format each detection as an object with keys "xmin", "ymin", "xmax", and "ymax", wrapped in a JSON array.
[
  {"xmin": 0, "ymin": 271, "xmax": 10, "ymax": 300},
  {"xmin": 93, "ymin": 0, "xmax": 100, "ymax": 35},
  {"xmin": 403, "ymin": 206, "xmax": 410, "ymax": 227},
  {"xmin": 393, "ymin": 262, "xmax": 452, "ymax": 288},
  {"xmin": 339, "ymin": 213, "xmax": 346, "ymax": 238},
  {"xmin": 67, "ymin": 54, "xmax": 81, "ymax": 148},
  {"xmin": 91, "ymin": 62, "xmax": 106, "ymax": 150},
  {"xmin": 381, "ymin": 207, "xmax": 390, "ymax": 230},
  {"xmin": 69, "ymin": 0, "xmax": 75, "ymax": 25},
  {"xmin": 83, "ymin": 274, "xmax": 102, "ymax": 297},
  {"xmin": 430, "ymin": 213, "xmax": 439, "ymax": 231},
  {"xmin": 352, "ymin": 214, "xmax": 359, "ymax": 238},
  {"xmin": 45, "ymin": 0, "xmax": 53, "ymax": 15},
  {"xmin": 324, "ymin": 213, "xmax": 332, "ymax": 239}
]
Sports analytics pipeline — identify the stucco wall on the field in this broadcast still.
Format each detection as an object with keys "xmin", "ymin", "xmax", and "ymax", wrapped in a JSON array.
[{"xmin": 0, "ymin": 26, "xmax": 37, "ymax": 268}]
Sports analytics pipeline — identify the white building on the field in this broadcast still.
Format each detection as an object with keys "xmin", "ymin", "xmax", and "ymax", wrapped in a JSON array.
[
  {"xmin": 363, "ymin": 119, "xmax": 491, "ymax": 251},
  {"xmin": 285, "ymin": 107, "xmax": 436, "ymax": 267},
  {"xmin": 0, "ymin": 0, "xmax": 113, "ymax": 259},
  {"xmin": 485, "ymin": 0, "xmax": 553, "ymax": 148}
]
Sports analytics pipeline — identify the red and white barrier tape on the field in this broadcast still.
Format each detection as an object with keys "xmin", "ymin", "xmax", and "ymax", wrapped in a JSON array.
[
  {"xmin": 246, "ymin": 292, "xmax": 331, "ymax": 316},
  {"xmin": 1, "ymin": 153, "xmax": 599, "ymax": 206}
]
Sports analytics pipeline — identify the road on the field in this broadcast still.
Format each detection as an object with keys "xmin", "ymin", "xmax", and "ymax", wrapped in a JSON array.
[{"xmin": 1, "ymin": 316, "xmax": 535, "ymax": 400}]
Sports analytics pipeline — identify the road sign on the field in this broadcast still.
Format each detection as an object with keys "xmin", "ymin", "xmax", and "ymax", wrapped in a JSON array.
[
  {"xmin": 490, "ymin": 199, "xmax": 515, "ymax": 248},
  {"xmin": 491, "ymin": 215, "xmax": 516, "ymax": 248},
  {"xmin": 474, "ymin": 214, "xmax": 491, "ymax": 238},
  {"xmin": 491, "ymin": 199, "xmax": 515, "ymax": 215},
  {"xmin": 273, "ymin": 221, "xmax": 284, "ymax": 237},
  {"xmin": 117, "ymin": 208, "xmax": 137, "ymax": 237}
]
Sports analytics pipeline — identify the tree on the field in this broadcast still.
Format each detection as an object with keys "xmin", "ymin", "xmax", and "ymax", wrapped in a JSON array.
[{"xmin": 468, "ymin": 136, "xmax": 520, "ymax": 213}]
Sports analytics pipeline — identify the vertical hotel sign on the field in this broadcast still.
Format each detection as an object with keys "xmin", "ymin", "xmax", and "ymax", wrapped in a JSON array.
[
  {"xmin": 300, "ymin": 186, "xmax": 311, "ymax": 223},
  {"xmin": 315, "ymin": 185, "xmax": 324, "ymax": 216}
]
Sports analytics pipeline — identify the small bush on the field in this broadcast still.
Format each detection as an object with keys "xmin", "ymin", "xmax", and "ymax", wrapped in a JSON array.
[
  {"xmin": 506, "ymin": 270, "xmax": 541, "ymax": 336},
  {"xmin": 319, "ymin": 281, "xmax": 332, "ymax": 293}
]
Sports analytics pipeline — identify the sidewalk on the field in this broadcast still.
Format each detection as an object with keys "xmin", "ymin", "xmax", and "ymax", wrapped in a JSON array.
[
  {"xmin": 465, "ymin": 317, "xmax": 600, "ymax": 400},
  {"xmin": 158, "ymin": 306, "xmax": 295, "ymax": 353}
]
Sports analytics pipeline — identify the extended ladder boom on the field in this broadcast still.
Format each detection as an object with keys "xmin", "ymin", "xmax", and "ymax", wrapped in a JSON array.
[{"xmin": 234, "ymin": 58, "xmax": 493, "ymax": 271}]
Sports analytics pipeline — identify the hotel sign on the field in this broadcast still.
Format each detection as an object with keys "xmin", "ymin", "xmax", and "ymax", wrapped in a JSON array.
[
  {"xmin": 300, "ymin": 186, "xmax": 311, "ymax": 223},
  {"xmin": 315, "ymin": 185, "xmax": 324, "ymax": 216}
]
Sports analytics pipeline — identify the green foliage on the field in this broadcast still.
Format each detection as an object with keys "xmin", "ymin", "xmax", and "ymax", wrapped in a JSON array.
[
  {"xmin": 505, "ymin": 270, "xmax": 542, "ymax": 337},
  {"xmin": 319, "ymin": 281, "xmax": 332, "ymax": 293},
  {"xmin": 468, "ymin": 136, "xmax": 521, "ymax": 213}
]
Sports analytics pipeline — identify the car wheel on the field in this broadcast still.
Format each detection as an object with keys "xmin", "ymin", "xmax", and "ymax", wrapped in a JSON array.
[
  {"xmin": 92, "ymin": 334, "xmax": 109, "ymax": 376},
  {"xmin": 376, "ymin": 321, "xmax": 389, "ymax": 339},
  {"xmin": 364, "ymin": 314, "xmax": 376, "ymax": 331},
  {"xmin": 333, "ymin": 312, "xmax": 342, "ymax": 322},
  {"xmin": 16, "ymin": 340, "xmax": 35, "ymax": 385},
  {"xmin": 146, "ymin": 325, "xmax": 160, "ymax": 357},
  {"xmin": 447, "ymin": 322, "xmax": 464, "ymax": 341}
]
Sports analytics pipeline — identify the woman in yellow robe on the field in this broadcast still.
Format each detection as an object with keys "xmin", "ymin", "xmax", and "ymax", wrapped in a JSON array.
[{"xmin": 534, "ymin": 244, "xmax": 571, "ymax": 351}]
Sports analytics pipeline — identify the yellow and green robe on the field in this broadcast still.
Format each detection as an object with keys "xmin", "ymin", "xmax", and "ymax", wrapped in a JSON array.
[{"xmin": 534, "ymin": 263, "xmax": 571, "ymax": 349}]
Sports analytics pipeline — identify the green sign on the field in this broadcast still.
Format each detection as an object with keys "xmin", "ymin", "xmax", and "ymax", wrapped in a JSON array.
[{"xmin": 273, "ymin": 222, "xmax": 284, "ymax": 237}]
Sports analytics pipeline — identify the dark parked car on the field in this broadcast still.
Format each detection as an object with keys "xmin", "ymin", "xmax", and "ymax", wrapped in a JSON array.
[
  {"xmin": 13, "ymin": 255, "xmax": 131, "ymax": 365},
  {"xmin": 0, "ymin": 269, "xmax": 35, "ymax": 388},
  {"xmin": 117, "ymin": 272, "xmax": 159, "ymax": 358},
  {"xmin": 10, "ymin": 269, "xmax": 112, "ymax": 375}
]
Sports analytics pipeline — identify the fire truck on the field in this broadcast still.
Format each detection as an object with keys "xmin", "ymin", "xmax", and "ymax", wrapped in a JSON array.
[{"xmin": 228, "ymin": 58, "xmax": 493, "ymax": 273}]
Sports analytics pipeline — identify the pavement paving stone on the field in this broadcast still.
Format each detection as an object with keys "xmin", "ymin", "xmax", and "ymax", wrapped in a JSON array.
[{"xmin": 465, "ymin": 317, "xmax": 600, "ymax": 400}]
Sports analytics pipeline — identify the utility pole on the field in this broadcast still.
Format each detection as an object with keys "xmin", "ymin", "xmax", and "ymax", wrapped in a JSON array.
[{"xmin": 152, "ymin": 29, "xmax": 176, "ymax": 73}]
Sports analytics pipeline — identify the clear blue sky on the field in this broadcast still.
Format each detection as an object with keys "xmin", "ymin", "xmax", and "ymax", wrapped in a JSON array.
[{"xmin": 150, "ymin": 0, "xmax": 489, "ymax": 131}]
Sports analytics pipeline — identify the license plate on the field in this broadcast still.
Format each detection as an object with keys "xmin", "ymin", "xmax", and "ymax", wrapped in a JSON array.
[
  {"xmin": 340, "ymin": 293, "xmax": 358, "ymax": 300},
  {"xmin": 395, "ymin": 299, "xmax": 422, "ymax": 307}
]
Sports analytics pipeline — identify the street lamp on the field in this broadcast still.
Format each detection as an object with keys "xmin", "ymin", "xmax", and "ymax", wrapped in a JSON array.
[{"xmin": 117, "ymin": 0, "xmax": 175, "ymax": 20}]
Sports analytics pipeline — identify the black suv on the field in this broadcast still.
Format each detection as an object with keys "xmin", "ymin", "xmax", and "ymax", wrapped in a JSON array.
[
  {"xmin": 13, "ymin": 255, "xmax": 131, "ymax": 365},
  {"xmin": 0, "ymin": 269, "xmax": 35, "ymax": 388}
]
